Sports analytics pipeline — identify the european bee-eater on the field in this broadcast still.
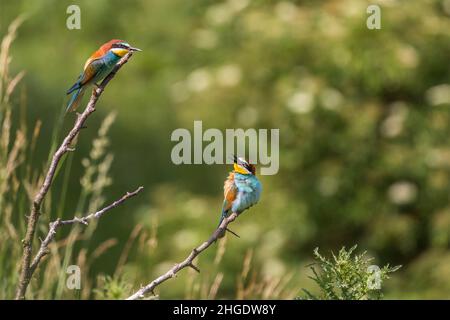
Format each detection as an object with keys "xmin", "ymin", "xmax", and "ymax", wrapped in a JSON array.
[
  {"xmin": 66, "ymin": 39, "xmax": 141, "ymax": 112},
  {"xmin": 218, "ymin": 156, "xmax": 262, "ymax": 235}
]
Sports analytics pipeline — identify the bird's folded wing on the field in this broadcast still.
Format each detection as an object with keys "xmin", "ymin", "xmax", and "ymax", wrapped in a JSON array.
[
  {"xmin": 223, "ymin": 176, "xmax": 237, "ymax": 212},
  {"xmin": 79, "ymin": 58, "xmax": 105, "ymax": 86}
]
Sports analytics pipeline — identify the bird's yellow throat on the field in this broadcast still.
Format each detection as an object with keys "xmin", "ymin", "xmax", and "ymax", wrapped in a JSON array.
[
  {"xmin": 234, "ymin": 163, "xmax": 249, "ymax": 175},
  {"xmin": 111, "ymin": 48, "xmax": 129, "ymax": 57}
]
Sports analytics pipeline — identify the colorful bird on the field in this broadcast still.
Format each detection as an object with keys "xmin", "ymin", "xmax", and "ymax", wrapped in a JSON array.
[
  {"xmin": 66, "ymin": 39, "xmax": 141, "ymax": 112},
  {"xmin": 218, "ymin": 156, "xmax": 262, "ymax": 237}
]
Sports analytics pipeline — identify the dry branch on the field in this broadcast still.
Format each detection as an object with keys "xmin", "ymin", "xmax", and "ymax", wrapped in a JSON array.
[
  {"xmin": 29, "ymin": 186, "xmax": 144, "ymax": 276},
  {"xmin": 126, "ymin": 212, "xmax": 239, "ymax": 300},
  {"xmin": 15, "ymin": 51, "xmax": 136, "ymax": 300}
]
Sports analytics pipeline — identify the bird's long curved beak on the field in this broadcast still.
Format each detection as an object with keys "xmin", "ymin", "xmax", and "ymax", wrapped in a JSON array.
[{"xmin": 130, "ymin": 46, "xmax": 142, "ymax": 52}]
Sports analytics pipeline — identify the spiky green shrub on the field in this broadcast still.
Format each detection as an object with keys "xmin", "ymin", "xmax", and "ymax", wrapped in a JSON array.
[
  {"xmin": 94, "ymin": 275, "xmax": 132, "ymax": 300},
  {"xmin": 301, "ymin": 245, "xmax": 401, "ymax": 300}
]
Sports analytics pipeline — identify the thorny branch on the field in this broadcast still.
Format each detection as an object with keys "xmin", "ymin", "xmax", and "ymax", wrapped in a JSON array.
[
  {"xmin": 126, "ymin": 212, "xmax": 239, "ymax": 300},
  {"xmin": 15, "ymin": 52, "xmax": 136, "ymax": 300},
  {"xmin": 29, "ymin": 186, "xmax": 144, "ymax": 276}
]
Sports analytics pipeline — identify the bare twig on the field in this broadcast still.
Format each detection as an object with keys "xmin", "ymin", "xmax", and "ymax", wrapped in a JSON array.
[
  {"xmin": 28, "ymin": 187, "xmax": 144, "ymax": 275},
  {"xmin": 15, "ymin": 51, "xmax": 136, "ymax": 300},
  {"xmin": 126, "ymin": 212, "xmax": 239, "ymax": 300}
]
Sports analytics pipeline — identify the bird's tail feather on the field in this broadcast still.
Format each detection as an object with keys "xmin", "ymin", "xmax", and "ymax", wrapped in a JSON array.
[
  {"xmin": 218, "ymin": 210, "xmax": 228, "ymax": 228},
  {"xmin": 217, "ymin": 211, "xmax": 240, "ymax": 238},
  {"xmin": 66, "ymin": 86, "xmax": 86, "ymax": 113},
  {"xmin": 66, "ymin": 81, "xmax": 81, "ymax": 95}
]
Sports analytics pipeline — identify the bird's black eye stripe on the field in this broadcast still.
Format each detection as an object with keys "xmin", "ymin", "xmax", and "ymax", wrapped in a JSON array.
[{"xmin": 112, "ymin": 43, "xmax": 129, "ymax": 49}]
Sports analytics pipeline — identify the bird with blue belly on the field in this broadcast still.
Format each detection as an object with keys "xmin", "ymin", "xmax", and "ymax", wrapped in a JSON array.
[
  {"xmin": 218, "ymin": 156, "xmax": 262, "ymax": 237},
  {"xmin": 66, "ymin": 39, "xmax": 141, "ymax": 112}
]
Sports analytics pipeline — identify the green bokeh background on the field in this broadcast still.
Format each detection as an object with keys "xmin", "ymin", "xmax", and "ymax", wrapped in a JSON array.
[{"xmin": 1, "ymin": 0, "xmax": 450, "ymax": 299}]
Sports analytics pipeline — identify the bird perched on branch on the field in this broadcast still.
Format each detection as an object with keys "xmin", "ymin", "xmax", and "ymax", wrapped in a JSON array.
[
  {"xmin": 66, "ymin": 39, "xmax": 141, "ymax": 112},
  {"xmin": 218, "ymin": 156, "xmax": 262, "ymax": 237}
]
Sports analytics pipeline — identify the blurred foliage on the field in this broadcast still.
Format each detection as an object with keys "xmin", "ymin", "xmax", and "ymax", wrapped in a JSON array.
[
  {"xmin": 0, "ymin": 0, "xmax": 450, "ymax": 299},
  {"xmin": 301, "ymin": 245, "xmax": 401, "ymax": 300},
  {"xmin": 94, "ymin": 275, "xmax": 132, "ymax": 300}
]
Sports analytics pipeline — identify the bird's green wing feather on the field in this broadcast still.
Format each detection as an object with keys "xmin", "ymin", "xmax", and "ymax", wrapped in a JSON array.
[{"xmin": 79, "ymin": 58, "xmax": 105, "ymax": 86}]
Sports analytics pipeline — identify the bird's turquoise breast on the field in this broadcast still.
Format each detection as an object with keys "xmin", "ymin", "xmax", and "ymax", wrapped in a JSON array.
[
  {"xmin": 103, "ymin": 51, "xmax": 122, "ymax": 68},
  {"xmin": 232, "ymin": 173, "xmax": 262, "ymax": 214},
  {"xmin": 93, "ymin": 51, "xmax": 122, "ymax": 83}
]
